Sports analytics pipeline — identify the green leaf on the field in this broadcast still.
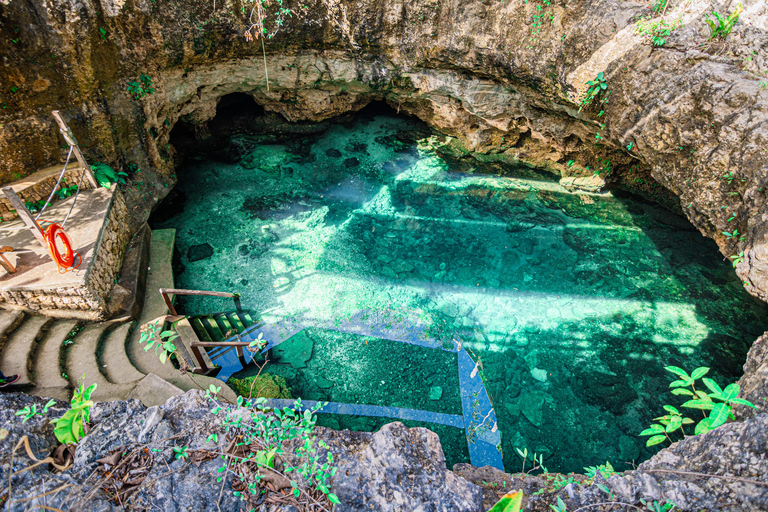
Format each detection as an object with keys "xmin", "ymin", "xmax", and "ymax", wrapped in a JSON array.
[
  {"xmin": 682, "ymin": 399, "xmax": 715, "ymax": 411},
  {"xmin": 597, "ymin": 72, "xmax": 604, "ymax": 80},
  {"xmin": 702, "ymin": 378, "xmax": 723, "ymax": 396},
  {"xmin": 159, "ymin": 350, "xmax": 168, "ymax": 364},
  {"xmin": 639, "ymin": 424, "xmax": 665, "ymax": 436},
  {"xmin": 666, "ymin": 416, "xmax": 683, "ymax": 433},
  {"xmin": 695, "ymin": 390, "xmax": 711, "ymax": 400},
  {"xmin": 646, "ymin": 435, "xmax": 666, "ymax": 447},
  {"xmin": 669, "ymin": 379, "xmax": 690, "ymax": 388},
  {"xmin": 328, "ymin": 493, "xmax": 341, "ymax": 504},
  {"xmin": 708, "ymin": 403, "xmax": 731, "ymax": 428},
  {"xmin": 722, "ymin": 383, "xmax": 739, "ymax": 401},
  {"xmin": 487, "ymin": 490, "xmax": 523, "ymax": 512},
  {"xmin": 663, "ymin": 405, "xmax": 680, "ymax": 415},
  {"xmin": 694, "ymin": 417, "xmax": 711, "ymax": 435},
  {"xmin": 665, "ymin": 366, "xmax": 690, "ymax": 379},
  {"xmin": 681, "ymin": 417, "xmax": 694, "ymax": 424},
  {"xmin": 691, "ymin": 367, "xmax": 710, "ymax": 380},
  {"xmin": 671, "ymin": 388, "xmax": 694, "ymax": 396},
  {"xmin": 729, "ymin": 397, "xmax": 756, "ymax": 408}
]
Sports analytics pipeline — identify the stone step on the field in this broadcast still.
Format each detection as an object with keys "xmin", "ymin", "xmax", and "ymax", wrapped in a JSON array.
[
  {"xmin": 31, "ymin": 319, "xmax": 78, "ymax": 391},
  {"xmin": 0, "ymin": 315, "xmax": 51, "ymax": 386},
  {"xmin": 100, "ymin": 322, "xmax": 146, "ymax": 384},
  {"xmin": 65, "ymin": 323, "xmax": 134, "ymax": 401},
  {"xmin": 0, "ymin": 310, "xmax": 25, "ymax": 342}
]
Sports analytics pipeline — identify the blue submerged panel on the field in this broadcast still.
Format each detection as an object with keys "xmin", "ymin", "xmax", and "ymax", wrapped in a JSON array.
[
  {"xmin": 457, "ymin": 348, "xmax": 504, "ymax": 471},
  {"xmin": 214, "ymin": 309, "xmax": 504, "ymax": 472},
  {"xmin": 256, "ymin": 398, "xmax": 465, "ymax": 429}
]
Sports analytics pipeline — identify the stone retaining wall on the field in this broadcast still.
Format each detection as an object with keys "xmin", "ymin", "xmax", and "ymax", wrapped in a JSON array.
[
  {"xmin": 0, "ymin": 189, "xmax": 130, "ymax": 320},
  {"xmin": 0, "ymin": 168, "xmax": 94, "ymax": 221}
]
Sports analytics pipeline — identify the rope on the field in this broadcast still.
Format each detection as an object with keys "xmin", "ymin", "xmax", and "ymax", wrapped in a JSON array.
[
  {"xmin": 61, "ymin": 156, "xmax": 86, "ymax": 227},
  {"xmin": 35, "ymin": 146, "xmax": 73, "ymax": 222}
]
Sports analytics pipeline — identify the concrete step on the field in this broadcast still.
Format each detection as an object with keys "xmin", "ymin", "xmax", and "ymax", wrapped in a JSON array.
[
  {"xmin": 65, "ymin": 323, "xmax": 134, "ymax": 401},
  {"xmin": 100, "ymin": 322, "xmax": 146, "ymax": 384},
  {"xmin": 0, "ymin": 315, "xmax": 51, "ymax": 386},
  {"xmin": 31, "ymin": 319, "xmax": 78, "ymax": 390},
  {"xmin": 0, "ymin": 310, "xmax": 25, "ymax": 342}
]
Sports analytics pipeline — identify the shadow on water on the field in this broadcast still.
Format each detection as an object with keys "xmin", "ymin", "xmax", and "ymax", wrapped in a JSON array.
[{"xmin": 151, "ymin": 106, "xmax": 767, "ymax": 474}]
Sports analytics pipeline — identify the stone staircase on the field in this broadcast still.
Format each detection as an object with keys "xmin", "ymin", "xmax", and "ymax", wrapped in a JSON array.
[{"xmin": 0, "ymin": 228, "xmax": 237, "ymax": 406}]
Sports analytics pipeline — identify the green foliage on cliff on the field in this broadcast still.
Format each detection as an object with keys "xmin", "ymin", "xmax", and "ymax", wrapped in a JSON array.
[
  {"xmin": 639, "ymin": 366, "xmax": 755, "ymax": 447},
  {"xmin": 704, "ymin": 3, "xmax": 743, "ymax": 40}
]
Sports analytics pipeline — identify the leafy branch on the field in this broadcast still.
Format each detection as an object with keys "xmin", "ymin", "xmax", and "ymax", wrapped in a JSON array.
[{"xmin": 639, "ymin": 366, "xmax": 755, "ymax": 447}]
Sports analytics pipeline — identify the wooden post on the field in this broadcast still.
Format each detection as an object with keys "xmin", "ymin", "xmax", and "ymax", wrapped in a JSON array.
[
  {"xmin": 51, "ymin": 110, "xmax": 98, "ymax": 188},
  {"xmin": 1, "ymin": 187, "xmax": 47, "ymax": 249},
  {"xmin": 0, "ymin": 247, "xmax": 16, "ymax": 274}
]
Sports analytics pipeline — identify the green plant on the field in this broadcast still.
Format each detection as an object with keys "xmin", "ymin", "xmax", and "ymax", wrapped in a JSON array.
[
  {"xmin": 139, "ymin": 319, "xmax": 187, "ymax": 370},
  {"xmin": 487, "ymin": 490, "xmax": 523, "ymax": 512},
  {"xmin": 24, "ymin": 199, "xmax": 46, "ymax": 212},
  {"xmin": 722, "ymin": 229, "xmax": 739, "ymax": 238},
  {"xmin": 636, "ymin": 16, "xmax": 682, "ymax": 46},
  {"xmin": 704, "ymin": 4, "xmax": 743, "ymax": 40},
  {"xmin": 514, "ymin": 447, "xmax": 547, "ymax": 474},
  {"xmin": 584, "ymin": 461, "xmax": 616, "ymax": 479},
  {"xmin": 579, "ymin": 72, "xmax": 607, "ymax": 111},
  {"xmin": 639, "ymin": 366, "xmax": 755, "ymax": 447},
  {"xmin": 730, "ymin": 251, "xmax": 744, "ymax": 267},
  {"xmin": 173, "ymin": 445, "xmax": 189, "ymax": 460},
  {"xmin": 99, "ymin": 27, "xmax": 107, "ymax": 40},
  {"xmin": 15, "ymin": 399, "xmax": 56, "ymax": 422},
  {"xmin": 210, "ymin": 396, "xmax": 340, "ymax": 508},
  {"xmin": 91, "ymin": 162, "xmax": 128, "ymax": 188},
  {"xmin": 55, "ymin": 184, "xmax": 79, "ymax": 200},
  {"xmin": 126, "ymin": 74, "xmax": 155, "ymax": 99}
]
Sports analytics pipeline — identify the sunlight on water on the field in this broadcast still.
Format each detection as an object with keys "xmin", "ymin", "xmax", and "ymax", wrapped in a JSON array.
[{"xmin": 154, "ymin": 112, "xmax": 767, "ymax": 473}]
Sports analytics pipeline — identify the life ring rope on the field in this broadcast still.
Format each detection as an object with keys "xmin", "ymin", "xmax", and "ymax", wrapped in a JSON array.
[{"xmin": 38, "ymin": 220, "xmax": 81, "ymax": 273}]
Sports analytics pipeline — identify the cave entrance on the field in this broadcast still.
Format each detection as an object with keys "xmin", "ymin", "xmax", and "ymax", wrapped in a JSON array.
[{"xmin": 151, "ymin": 101, "xmax": 768, "ymax": 474}]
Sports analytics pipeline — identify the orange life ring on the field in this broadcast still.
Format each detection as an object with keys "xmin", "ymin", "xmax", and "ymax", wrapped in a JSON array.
[{"xmin": 41, "ymin": 222, "xmax": 76, "ymax": 269}]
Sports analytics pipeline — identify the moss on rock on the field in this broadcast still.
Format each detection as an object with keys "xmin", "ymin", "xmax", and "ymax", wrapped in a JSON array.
[{"xmin": 227, "ymin": 373, "xmax": 293, "ymax": 399}]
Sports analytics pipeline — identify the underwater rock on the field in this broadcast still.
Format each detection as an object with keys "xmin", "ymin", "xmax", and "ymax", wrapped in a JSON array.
[
  {"xmin": 227, "ymin": 373, "xmax": 292, "ymax": 399},
  {"xmin": 618, "ymin": 435, "xmax": 639, "ymax": 462},
  {"xmin": 325, "ymin": 148, "xmax": 342, "ymax": 158},
  {"xmin": 187, "ymin": 243, "xmax": 214, "ymax": 262},
  {"xmin": 343, "ymin": 157, "xmax": 360, "ymax": 168},
  {"xmin": 530, "ymin": 368, "xmax": 548, "ymax": 383},
  {"xmin": 272, "ymin": 330, "xmax": 315, "ymax": 368},
  {"xmin": 316, "ymin": 376, "xmax": 335, "ymax": 389},
  {"xmin": 429, "ymin": 386, "xmax": 443, "ymax": 400},
  {"xmin": 519, "ymin": 391, "xmax": 552, "ymax": 427}
]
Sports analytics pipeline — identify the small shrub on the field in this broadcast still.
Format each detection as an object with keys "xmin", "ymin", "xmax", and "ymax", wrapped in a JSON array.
[
  {"xmin": 639, "ymin": 366, "xmax": 755, "ymax": 447},
  {"xmin": 91, "ymin": 162, "xmax": 128, "ymax": 188},
  {"xmin": 126, "ymin": 74, "xmax": 155, "ymax": 99},
  {"xmin": 579, "ymin": 72, "xmax": 607, "ymax": 111},
  {"xmin": 704, "ymin": 3, "xmax": 743, "ymax": 40},
  {"xmin": 636, "ymin": 16, "xmax": 682, "ymax": 46}
]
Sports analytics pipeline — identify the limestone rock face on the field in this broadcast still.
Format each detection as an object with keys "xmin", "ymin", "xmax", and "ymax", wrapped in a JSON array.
[
  {"xmin": 0, "ymin": 391, "xmax": 482, "ymax": 511},
  {"xmin": 1, "ymin": 0, "xmax": 768, "ymax": 300}
]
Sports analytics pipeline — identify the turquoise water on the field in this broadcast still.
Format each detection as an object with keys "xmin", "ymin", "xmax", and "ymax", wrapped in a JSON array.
[{"xmin": 154, "ymin": 112, "xmax": 767, "ymax": 473}]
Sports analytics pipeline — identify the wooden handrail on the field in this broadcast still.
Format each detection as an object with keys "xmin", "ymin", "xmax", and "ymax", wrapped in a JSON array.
[{"xmin": 158, "ymin": 288, "xmax": 242, "ymax": 316}]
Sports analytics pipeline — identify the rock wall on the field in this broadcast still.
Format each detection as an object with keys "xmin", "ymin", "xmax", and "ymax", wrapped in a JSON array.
[
  {"xmin": 0, "ymin": 188, "xmax": 130, "ymax": 319},
  {"xmin": 2, "ymin": 390, "xmax": 766, "ymax": 512},
  {"xmin": 0, "ymin": 0, "xmax": 767, "ymax": 300}
]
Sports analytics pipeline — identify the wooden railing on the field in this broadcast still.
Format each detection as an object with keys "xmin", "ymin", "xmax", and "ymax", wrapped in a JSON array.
[{"xmin": 158, "ymin": 288, "xmax": 241, "ymax": 316}]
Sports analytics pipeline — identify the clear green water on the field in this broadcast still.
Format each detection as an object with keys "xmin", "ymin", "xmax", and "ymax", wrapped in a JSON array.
[{"xmin": 154, "ymin": 112, "xmax": 767, "ymax": 473}]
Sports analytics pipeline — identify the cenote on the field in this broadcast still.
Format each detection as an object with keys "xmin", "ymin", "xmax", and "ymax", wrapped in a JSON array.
[{"xmin": 151, "ymin": 98, "xmax": 768, "ymax": 474}]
